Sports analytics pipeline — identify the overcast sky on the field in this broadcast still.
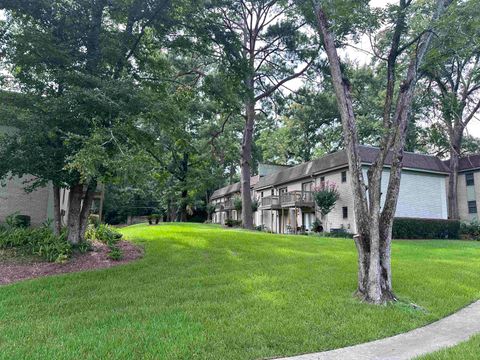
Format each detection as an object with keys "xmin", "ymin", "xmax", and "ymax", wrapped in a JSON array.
[{"xmin": 0, "ymin": 4, "xmax": 478, "ymax": 137}]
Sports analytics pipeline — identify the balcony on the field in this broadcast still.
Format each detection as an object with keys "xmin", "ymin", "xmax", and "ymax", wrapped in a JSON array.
[
  {"xmin": 259, "ymin": 195, "xmax": 281, "ymax": 210},
  {"xmin": 214, "ymin": 202, "xmax": 225, "ymax": 211},
  {"xmin": 280, "ymin": 191, "xmax": 315, "ymax": 209},
  {"xmin": 224, "ymin": 199, "xmax": 235, "ymax": 210}
]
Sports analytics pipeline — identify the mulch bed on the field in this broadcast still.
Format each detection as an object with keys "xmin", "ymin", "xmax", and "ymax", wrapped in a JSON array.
[{"xmin": 0, "ymin": 241, "xmax": 143, "ymax": 286}]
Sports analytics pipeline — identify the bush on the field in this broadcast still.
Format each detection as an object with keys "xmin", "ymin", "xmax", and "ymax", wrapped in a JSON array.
[
  {"xmin": 0, "ymin": 226, "xmax": 72, "ymax": 262},
  {"xmin": 85, "ymin": 223, "xmax": 122, "ymax": 245},
  {"xmin": 85, "ymin": 223, "xmax": 124, "ymax": 259},
  {"xmin": 311, "ymin": 218, "xmax": 323, "ymax": 233},
  {"xmin": 392, "ymin": 218, "xmax": 460, "ymax": 239},
  {"xmin": 108, "ymin": 245, "xmax": 123, "ymax": 261},
  {"xmin": 460, "ymin": 220, "xmax": 480, "ymax": 240},
  {"xmin": 321, "ymin": 230, "xmax": 353, "ymax": 238},
  {"xmin": 233, "ymin": 197, "xmax": 242, "ymax": 211},
  {"xmin": 5, "ymin": 213, "xmax": 31, "ymax": 228},
  {"xmin": 147, "ymin": 214, "xmax": 161, "ymax": 225},
  {"xmin": 88, "ymin": 214, "xmax": 101, "ymax": 227},
  {"xmin": 313, "ymin": 181, "xmax": 340, "ymax": 217},
  {"xmin": 225, "ymin": 219, "xmax": 242, "ymax": 227}
]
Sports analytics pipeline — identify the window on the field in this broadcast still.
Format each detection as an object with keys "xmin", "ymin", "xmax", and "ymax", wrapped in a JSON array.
[
  {"xmin": 468, "ymin": 201, "xmax": 477, "ymax": 214},
  {"xmin": 271, "ymin": 189, "xmax": 275, "ymax": 196},
  {"xmin": 261, "ymin": 192, "xmax": 264, "ymax": 198},
  {"xmin": 320, "ymin": 176, "xmax": 325, "ymax": 183},
  {"xmin": 279, "ymin": 187, "xmax": 288, "ymax": 194},
  {"xmin": 466, "ymin": 172, "xmax": 475, "ymax": 186},
  {"xmin": 342, "ymin": 206, "xmax": 348, "ymax": 219},
  {"xmin": 341, "ymin": 171, "xmax": 347, "ymax": 183}
]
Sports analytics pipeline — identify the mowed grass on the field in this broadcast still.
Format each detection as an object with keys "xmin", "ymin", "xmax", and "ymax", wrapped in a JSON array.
[
  {"xmin": 417, "ymin": 334, "xmax": 480, "ymax": 359},
  {"xmin": 0, "ymin": 223, "xmax": 479, "ymax": 360}
]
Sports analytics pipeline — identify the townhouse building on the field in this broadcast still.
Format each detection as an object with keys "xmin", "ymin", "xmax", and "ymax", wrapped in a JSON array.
[{"xmin": 211, "ymin": 146, "xmax": 470, "ymax": 234}]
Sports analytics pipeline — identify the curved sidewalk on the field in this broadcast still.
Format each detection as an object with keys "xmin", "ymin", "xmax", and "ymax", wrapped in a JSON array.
[{"xmin": 275, "ymin": 300, "xmax": 480, "ymax": 360}]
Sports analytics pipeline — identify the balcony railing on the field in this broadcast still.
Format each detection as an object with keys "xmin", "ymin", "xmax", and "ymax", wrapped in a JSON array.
[
  {"xmin": 280, "ymin": 191, "xmax": 315, "ymax": 208},
  {"xmin": 224, "ymin": 199, "xmax": 235, "ymax": 210},
  {"xmin": 259, "ymin": 195, "xmax": 280, "ymax": 209},
  {"xmin": 214, "ymin": 202, "xmax": 225, "ymax": 211},
  {"xmin": 259, "ymin": 191, "xmax": 315, "ymax": 209}
]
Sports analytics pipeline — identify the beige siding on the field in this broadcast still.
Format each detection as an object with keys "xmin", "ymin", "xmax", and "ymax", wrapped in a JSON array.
[
  {"xmin": 0, "ymin": 175, "xmax": 52, "ymax": 226},
  {"xmin": 314, "ymin": 168, "xmax": 356, "ymax": 232},
  {"xmin": 457, "ymin": 170, "xmax": 480, "ymax": 222}
]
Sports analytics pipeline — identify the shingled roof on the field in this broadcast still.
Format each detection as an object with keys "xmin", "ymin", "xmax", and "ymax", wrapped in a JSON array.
[
  {"xmin": 254, "ymin": 146, "xmax": 450, "ymax": 190},
  {"xmin": 210, "ymin": 175, "xmax": 260, "ymax": 200},
  {"xmin": 445, "ymin": 154, "xmax": 480, "ymax": 172}
]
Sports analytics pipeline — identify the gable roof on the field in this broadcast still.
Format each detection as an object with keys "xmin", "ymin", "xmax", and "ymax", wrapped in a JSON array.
[
  {"xmin": 210, "ymin": 175, "xmax": 260, "ymax": 200},
  {"xmin": 448, "ymin": 154, "xmax": 480, "ymax": 172},
  {"xmin": 254, "ymin": 146, "xmax": 449, "ymax": 190},
  {"xmin": 359, "ymin": 146, "xmax": 450, "ymax": 174}
]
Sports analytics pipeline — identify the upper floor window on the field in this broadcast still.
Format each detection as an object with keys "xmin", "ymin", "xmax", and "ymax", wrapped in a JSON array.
[
  {"xmin": 468, "ymin": 201, "xmax": 477, "ymax": 214},
  {"xmin": 466, "ymin": 172, "xmax": 475, "ymax": 186},
  {"xmin": 271, "ymin": 189, "xmax": 275, "ymax": 196},
  {"xmin": 341, "ymin": 171, "xmax": 347, "ymax": 183},
  {"xmin": 342, "ymin": 206, "xmax": 348, "ymax": 219},
  {"xmin": 320, "ymin": 176, "xmax": 325, "ymax": 183}
]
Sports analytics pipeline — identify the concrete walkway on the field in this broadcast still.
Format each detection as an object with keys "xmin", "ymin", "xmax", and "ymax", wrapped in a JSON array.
[{"xmin": 275, "ymin": 300, "xmax": 480, "ymax": 360}]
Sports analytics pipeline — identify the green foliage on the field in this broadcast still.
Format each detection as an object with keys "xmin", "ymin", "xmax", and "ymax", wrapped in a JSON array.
[
  {"xmin": 392, "ymin": 218, "xmax": 460, "ymax": 240},
  {"xmin": 233, "ymin": 197, "xmax": 242, "ymax": 211},
  {"xmin": 107, "ymin": 246, "xmax": 123, "ymax": 261},
  {"xmin": 460, "ymin": 220, "xmax": 480, "ymax": 240},
  {"xmin": 313, "ymin": 181, "xmax": 340, "ymax": 217},
  {"xmin": 206, "ymin": 204, "xmax": 216, "ymax": 215},
  {"xmin": 0, "ymin": 225, "xmax": 72, "ymax": 262},
  {"xmin": 312, "ymin": 218, "xmax": 323, "ymax": 233},
  {"xmin": 251, "ymin": 199, "xmax": 259, "ymax": 212},
  {"xmin": 5, "ymin": 213, "xmax": 31, "ymax": 228},
  {"xmin": 225, "ymin": 219, "xmax": 242, "ymax": 227},
  {"xmin": 85, "ymin": 224, "xmax": 122, "ymax": 245},
  {"xmin": 85, "ymin": 223, "xmax": 124, "ymax": 260}
]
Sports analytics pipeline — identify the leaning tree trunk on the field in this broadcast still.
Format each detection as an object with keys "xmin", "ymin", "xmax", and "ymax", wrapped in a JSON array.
[
  {"xmin": 447, "ymin": 129, "xmax": 463, "ymax": 219},
  {"xmin": 241, "ymin": 100, "xmax": 255, "ymax": 229},
  {"xmin": 52, "ymin": 185, "xmax": 62, "ymax": 236}
]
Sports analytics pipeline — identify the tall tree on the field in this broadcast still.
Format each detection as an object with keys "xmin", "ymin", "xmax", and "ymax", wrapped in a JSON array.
[
  {"xmin": 209, "ymin": 0, "xmax": 316, "ymax": 228},
  {"xmin": 421, "ymin": 0, "xmax": 480, "ymax": 219},
  {"xmin": 310, "ymin": 0, "xmax": 452, "ymax": 304},
  {"xmin": 0, "ymin": 0, "xmax": 176, "ymax": 243}
]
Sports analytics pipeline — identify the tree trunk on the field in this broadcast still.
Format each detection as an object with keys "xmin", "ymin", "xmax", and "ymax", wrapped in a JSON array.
[
  {"xmin": 241, "ymin": 100, "xmax": 255, "ymax": 229},
  {"xmin": 313, "ymin": 0, "xmax": 451, "ymax": 304},
  {"xmin": 79, "ymin": 183, "xmax": 96, "ymax": 243},
  {"xmin": 448, "ymin": 129, "xmax": 462, "ymax": 219},
  {"xmin": 177, "ymin": 189, "xmax": 188, "ymax": 222},
  {"xmin": 52, "ymin": 185, "xmax": 62, "ymax": 236},
  {"xmin": 66, "ymin": 182, "xmax": 96, "ymax": 244},
  {"xmin": 66, "ymin": 184, "xmax": 84, "ymax": 245}
]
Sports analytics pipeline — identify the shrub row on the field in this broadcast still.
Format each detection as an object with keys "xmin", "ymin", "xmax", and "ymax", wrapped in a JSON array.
[
  {"xmin": 392, "ymin": 218, "xmax": 460, "ymax": 239},
  {"xmin": 225, "ymin": 219, "xmax": 242, "ymax": 227},
  {"xmin": 460, "ymin": 220, "xmax": 480, "ymax": 240},
  {"xmin": 0, "ymin": 225, "xmax": 72, "ymax": 262}
]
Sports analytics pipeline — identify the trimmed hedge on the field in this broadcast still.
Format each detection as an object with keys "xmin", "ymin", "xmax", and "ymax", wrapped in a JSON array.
[{"xmin": 392, "ymin": 218, "xmax": 460, "ymax": 239}]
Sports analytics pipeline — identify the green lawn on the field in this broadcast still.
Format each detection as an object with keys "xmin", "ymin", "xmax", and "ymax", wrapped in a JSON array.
[
  {"xmin": 0, "ymin": 223, "xmax": 479, "ymax": 360},
  {"xmin": 417, "ymin": 335, "xmax": 480, "ymax": 359}
]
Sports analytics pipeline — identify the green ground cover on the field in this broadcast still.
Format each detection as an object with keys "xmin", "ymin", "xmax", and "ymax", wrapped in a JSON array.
[{"xmin": 0, "ymin": 223, "xmax": 478, "ymax": 359}]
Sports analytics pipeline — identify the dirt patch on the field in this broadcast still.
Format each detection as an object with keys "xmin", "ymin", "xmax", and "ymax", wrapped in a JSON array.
[{"xmin": 0, "ymin": 241, "xmax": 143, "ymax": 286}]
